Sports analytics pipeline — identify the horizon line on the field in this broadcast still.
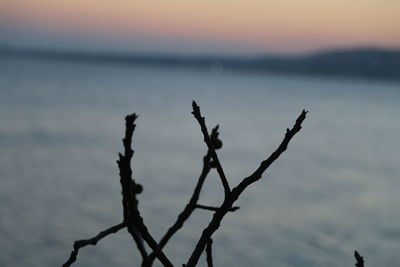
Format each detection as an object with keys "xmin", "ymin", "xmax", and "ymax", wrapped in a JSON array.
[{"xmin": 1, "ymin": 44, "xmax": 400, "ymax": 59}]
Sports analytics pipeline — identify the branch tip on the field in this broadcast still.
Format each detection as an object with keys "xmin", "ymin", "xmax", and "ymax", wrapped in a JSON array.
[
  {"xmin": 354, "ymin": 250, "xmax": 364, "ymax": 267},
  {"xmin": 192, "ymin": 101, "xmax": 199, "ymax": 114},
  {"xmin": 126, "ymin": 113, "xmax": 138, "ymax": 122}
]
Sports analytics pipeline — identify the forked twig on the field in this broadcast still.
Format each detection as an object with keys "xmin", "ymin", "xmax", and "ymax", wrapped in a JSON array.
[
  {"xmin": 192, "ymin": 101, "xmax": 230, "ymax": 195},
  {"xmin": 185, "ymin": 104, "xmax": 307, "ymax": 267},
  {"xmin": 143, "ymin": 126, "xmax": 221, "ymax": 267}
]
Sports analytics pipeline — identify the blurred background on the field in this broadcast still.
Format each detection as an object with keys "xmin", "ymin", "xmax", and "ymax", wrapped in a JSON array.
[{"xmin": 0, "ymin": 1, "xmax": 399, "ymax": 266}]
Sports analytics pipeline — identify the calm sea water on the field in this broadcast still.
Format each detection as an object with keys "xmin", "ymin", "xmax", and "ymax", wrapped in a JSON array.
[{"xmin": 0, "ymin": 58, "xmax": 399, "ymax": 267}]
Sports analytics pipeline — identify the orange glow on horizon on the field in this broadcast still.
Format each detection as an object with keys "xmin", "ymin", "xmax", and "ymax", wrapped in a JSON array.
[{"xmin": 1, "ymin": 0, "xmax": 399, "ymax": 53}]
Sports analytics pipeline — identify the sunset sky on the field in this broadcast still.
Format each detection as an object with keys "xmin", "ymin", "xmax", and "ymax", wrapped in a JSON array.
[{"xmin": 1, "ymin": 0, "xmax": 399, "ymax": 55}]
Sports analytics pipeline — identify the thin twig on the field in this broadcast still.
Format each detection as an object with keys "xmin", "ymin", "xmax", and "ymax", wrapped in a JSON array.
[
  {"xmin": 205, "ymin": 238, "xmax": 214, "ymax": 267},
  {"xmin": 233, "ymin": 110, "xmax": 308, "ymax": 197},
  {"xmin": 195, "ymin": 204, "xmax": 239, "ymax": 212},
  {"xmin": 62, "ymin": 114, "xmax": 147, "ymax": 266},
  {"xmin": 118, "ymin": 114, "xmax": 148, "ymax": 260},
  {"xmin": 143, "ymin": 126, "xmax": 220, "ymax": 267},
  {"xmin": 185, "ymin": 108, "xmax": 307, "ymax": 267},
  {"xmin": 192, "ymin": 101, "xmax": 230, "ymax": 195},
  {"xmin": 62, "ymin": 222, "xmax": 126, "ymax": 267},
  {"xmin": 118, "ymin": 114, "xmax": 173, "ymax": 267},
  {"xmin": 354, "ymin": 250, "xmax": 365, "ymax": 267}
]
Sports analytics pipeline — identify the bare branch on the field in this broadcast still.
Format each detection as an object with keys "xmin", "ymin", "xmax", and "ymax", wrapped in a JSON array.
[
  {"xmin": 195, "ymin": 204, "xmax": 239, "ymax": 212},
  {"xmin": 62, "ymin": 222, "xmax": 126, "ymax": 267},
  {"xmin": 205, "ymin": 238, "xmax": 214, "ymax": 267},
  {"xmin": 62, "ymin": 114, "xmax": 148, "ymax": 267},
  {"xmin": 63, "ymin": 106, "xmax": 309, "ymax": 267},
  {"xmin": 232, "ymin": 110, "xmax": 308, "ymax": 197},
  {"xmin": 143, "ymin": 126, "xmax": 220, "ymax": 267},
  {"xmin": 118, "ymin": 114, "xmax": 173, "ymax": 267},
  {"xmin": 118, "ymin": 114, "xmax": 148, "ymax": 260},
  {"xmin": 192, "ymin": 101, "xmax": 230, "ymax": 195},
  {"xmin": 185, "ymin": 109, "xmax": 307, "ymax": 267},
  {"xmin": 354, "ymin": 251, "xmax": 365, "ymax": 267}
]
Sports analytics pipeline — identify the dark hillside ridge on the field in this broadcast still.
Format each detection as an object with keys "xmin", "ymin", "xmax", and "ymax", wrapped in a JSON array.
[{"xmin": 1, "ymin": 47, "xmax": 399, "ymax": 80}]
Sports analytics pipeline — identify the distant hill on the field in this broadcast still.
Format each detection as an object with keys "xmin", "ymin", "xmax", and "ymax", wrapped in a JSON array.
[
  {"xmin": 1, "ymin": 47, "xmax": 399, "ymax": 80},
  {"xmin": 250, "ymin": 48, "xmax": 400, "ymax": 80}
]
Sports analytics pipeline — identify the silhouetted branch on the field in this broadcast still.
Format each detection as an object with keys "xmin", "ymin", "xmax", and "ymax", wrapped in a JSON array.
[
  {"xmin": 118, "ymin": 114, "xmax": 173, "ymax": 267},
  {"xmin": 117, "ymin": 114, "xmax": 148, "ymax": 260},
  {"xmin": 233, "ymin": 110, "xmax": 308, "ymax": 196},
  {"xmin": 62, "ymin": 222, "xmax": 126, "ymax": 267},
  {"xmin": 192, "ymin": 101, "xmax": 230, "ymax": 195},
  {"xmin": 354, "ymin": 250, "xmax": 365, "ymax": 267},
  {"xmin": 62, "ymin": 114, "xmax": 148, "ymax": 267},
  {"xmin": 63, "ymin": 103, "xmax": 311, "ymax": 267},
  {"xmin": 185, "ymin": 108, "xmax": 307, "ymax": 267},
  {"xmin": 205, "ymin": 238, "xmax": 214, "ymax": 267},
  {"xmin": 195, "ymin": 204, "xmax": 239, "ymax": 212},
  {"xmin": 143, "ymin": 125, "xmax": 221, "ymax": 267}
]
